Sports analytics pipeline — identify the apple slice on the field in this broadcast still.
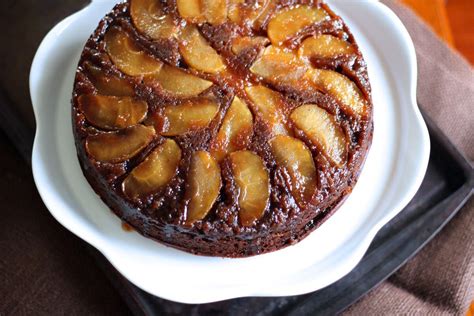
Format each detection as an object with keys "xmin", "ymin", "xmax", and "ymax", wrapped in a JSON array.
[
  {"xmin": 252, "ymin": 0, "xmax": 276, "ymax": 29},
  {"xmin": 122, "ymin": 139, "xmax": 182, "ymax": 199},
  {"xmin": 228, "ymin": 0, "xmax": 273, "ymax": 28},
  {"xmin": 210, "ymin": 96, "xmax": 253, "ymax": 162},
  {"xmin": 270, "ymin": 135, "xmax": 317, "ymax": 202},
  {"xmin": 185, "ymin": 151, "xmax": 221, "ymax": 224},
  {"xmin": 231, "ymin": 36, "xmax": 269, "ymax": 55},
  {"xmin": 130, "ymin": 0, "xmax": 179, "ymax": 40},
  {"xmin": 298, "ymin": 35, "xmax": 355, "ymax": 59},
  {"xmin": 85, "ymin": 124, "xmax": 155, "ymax": 163},
  {"xmin": 228, "ymin": 0, "xmax": 245, "ymax": 23},
  {"xmin": 147, "ymin": 65, "xmax": 213, "ymax": 97},
  {"xmin": 267, "ymin": 5, "xmax": 329, "ymax": 46},
  {"xmin": 290, "ymin": 104, "xmax": 347, "ymax": 166},
  {"xmin": 202, "ymin": 0, "xmax": 228, "ymax": 25},
  {"xmin": 245, "ymin": 85, "xmax": 289, "ymax": 136},
  {"xmin": 176, "ymin": 0, "xmax": 227, "ymax": 25},
  {"xmin": 306, "ymin": 69, "xmax": 367, "ymax": 116},
  {"xmin": 84, "ymin": 62, "xmax": 135, "ymax": 97},
  {"xmin": 229, "ymin": 150, "xmax": 269, "ymax": 226},
  {"xmin": 179, "ymin": 25, "xmax": 226, "ymax": 74},
  {"xmin": 105, "ymin": 27, "xmax": 163, "ymax": 76},
  {"xmin": 176, "ymin": 0, "xmax": 203, "ymax": 23},
  {"xmin": 250, "ymin": 45, "xmax": 308, "ymax": 87},
  {"xmin": 161, "ymin": 98, "xmax": 219, "ymax": 136},
  {"xmin": 78, "ymin": 94, "xmax": 148, "ymax": 130}
]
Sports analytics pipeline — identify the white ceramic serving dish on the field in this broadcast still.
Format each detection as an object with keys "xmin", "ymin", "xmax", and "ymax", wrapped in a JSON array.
[{"xmin": 30, "ymin": 0, "xmax": 430, "ymax": 304}]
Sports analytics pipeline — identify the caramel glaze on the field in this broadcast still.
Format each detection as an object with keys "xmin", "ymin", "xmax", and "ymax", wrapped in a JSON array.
[
  {"xmin": 122, "ymin": 221, "xmax": 135, "ymax": 232},
  {"xmin": 72, "ymin": 0, "xmax": 373, "ymax": 257}
]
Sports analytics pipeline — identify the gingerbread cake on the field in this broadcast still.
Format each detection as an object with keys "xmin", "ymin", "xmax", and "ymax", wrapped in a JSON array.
[{"xmin": 72, "ymin": 0, "xmax": 373, "ymax": 257}]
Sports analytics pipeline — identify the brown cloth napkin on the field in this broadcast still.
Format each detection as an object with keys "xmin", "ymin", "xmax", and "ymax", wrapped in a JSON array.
[{"xmin": 343, "ymin": 0, "xmax": 474, "ymax": 315}]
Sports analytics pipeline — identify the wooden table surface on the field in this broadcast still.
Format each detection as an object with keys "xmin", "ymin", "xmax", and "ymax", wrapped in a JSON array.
[{"xmin": 401, "ymin": 0, "xmax": 474, "ymax": 65}]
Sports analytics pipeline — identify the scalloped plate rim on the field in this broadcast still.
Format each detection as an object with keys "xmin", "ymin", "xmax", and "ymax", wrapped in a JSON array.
[{"xmin": 29, "ymin": 0, "xmax": 430, "ymax": 304}]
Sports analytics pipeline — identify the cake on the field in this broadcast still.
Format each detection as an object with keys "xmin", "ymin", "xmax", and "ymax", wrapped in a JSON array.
[{"xmin": 72, "ymin": 0, "xmax": 373, "ymax": 257}]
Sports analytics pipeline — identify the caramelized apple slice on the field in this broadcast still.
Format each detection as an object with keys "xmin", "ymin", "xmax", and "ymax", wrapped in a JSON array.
[
  {"xmin": 105, "ymin": 27, "xmax": 163, "ymax": 76},
  {"xmin": 252, "ymin": 0, "xmax": 276, "ymax": 29},
  {"xmin": 148, "ymin": 65, "xmax": 213, "ymax": 97},
  {"xmin": 298, "ymin": 35, "xmax": 355, "ymax": 59},
  {"xmin": 210, "ymin": 97, "xmax": 253, "ymax": 162},
  {"xmin": 176, "ymin": 0, "xmax": 203, "ymax": 23},
  {"xmin": 123, "ymin": 139, "xmax": 181, "ymax": 199},
  {"xmin": 185, "ymin": 151, "xmax": 221, "ymax": 224},
  {"xmin": 245, "ymin": 85, "xmax": 289, "ymax": 136},
  {"xmin": 202, "ymin": 0, "xmax": 228, "ymax": 25},
  {"xmin": 179, "ymin": 25, "xmax": 226, "ymax": 74},
  {"xmin": 161, "ymin": 98, "xmax": 219, "ymax": 136},
  {"xmin": 176, "ymin": 0, "xmax": 227, "ymax": 25},
  {"xmin": 306, "ymin": 69, "xmax": 367, "ymax": 116},
  {"xmin": 231, "ymin": 36, "xmax": 269, "ymax": 55},
  {"xmin": 228, "ymin": 0, "xmax": 244, "ymax": 23},
  {"xmin": 291, "ymin": 104, "xmax": 347, "ymax": 166},
  {"xmin": 229, "ymin": 151, "xmax": 269, "ymax": 226},
  {"xmin": 85, "ymin": 125, "xmax": 155, "ymax": 163},
  {"xmin": 228, "ymin": 0, "xmax": 273, "ymax": 28},
  {"xmin": 84, "ymin": 62, "xmax": 135, "ymax": 97},
  {"xmin": 78, "ymin": 95, "xmax": 148, "ymax": 130},
  {"xmin": 250, "ymin": 46, "xmax": 308, "ymax": 87},
  {"xmin": 270, "ymin": 135, "xmax": 317, "ymax": 202},
  {"xmin": 130, "ymin": 0, "xmax": 179, "ymax": 39},
  {"xmin": 267, "ymin": 5, "xmax": 329, "ymax": 46}
]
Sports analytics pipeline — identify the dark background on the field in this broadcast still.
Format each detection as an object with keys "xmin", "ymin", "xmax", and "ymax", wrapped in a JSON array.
[{"xmin": 0, "ymin": 1, "xmax": 131, "ymax": 314}]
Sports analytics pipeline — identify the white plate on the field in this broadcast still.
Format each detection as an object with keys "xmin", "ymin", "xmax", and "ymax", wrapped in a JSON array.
[{"xmin": 30, "ymin": 0, "xmax": 430, "ymax": 304}]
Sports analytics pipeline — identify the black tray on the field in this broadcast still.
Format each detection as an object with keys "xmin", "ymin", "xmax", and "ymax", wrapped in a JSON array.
[{"xmin": 0, "ymin": 1, "xmax": 473, "ymax": 313}]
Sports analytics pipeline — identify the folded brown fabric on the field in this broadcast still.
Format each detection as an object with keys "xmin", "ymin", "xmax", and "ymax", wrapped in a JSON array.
[{"xmin": 343, "ymin": 1, "xmax": 474, "ymax": 315}]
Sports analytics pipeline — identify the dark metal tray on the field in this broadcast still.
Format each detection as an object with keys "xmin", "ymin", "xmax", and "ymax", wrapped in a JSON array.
[{"xmin": 0, "ymin": 1, "xmax": 472, "ymax": 314}]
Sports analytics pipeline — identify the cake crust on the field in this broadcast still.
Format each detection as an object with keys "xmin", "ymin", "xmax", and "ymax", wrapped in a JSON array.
[{"xmin": 72, "ymin": 0, "xmax": 373, "ymax": 257}]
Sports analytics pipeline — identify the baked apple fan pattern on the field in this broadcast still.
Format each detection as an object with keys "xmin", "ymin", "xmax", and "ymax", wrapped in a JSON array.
[{"xmin": 72, "ymin": 0, "xmax": 373, "ymax": 257}]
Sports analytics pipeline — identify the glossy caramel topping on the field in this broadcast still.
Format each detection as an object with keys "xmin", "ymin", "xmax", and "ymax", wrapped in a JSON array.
[
  {"xmin": 245, "ymin": 85, "xmax": 289, "ymax": 136},
  {"xmin": 229, "ymin": 150, "xmax": 270, "ymax": 226},
  {"xmin": 105, "ymin": 27, "xmax": 163, "ymax": 76},
  {"xmin": 160, "ymin": 98, "xmax": 219, "ymax": 136},
  {"xmin": 291, "ymin": 104, "xmax": 347, "ymax": 166},
  {"xmin": 185, "ymin": 151, "xmax": 221, "ymax": 224},
  {"xmin": 211, "ymin": 97, "xmax": 253, "ymax": 162},
  {"xmin": 84, "ymin": 62, "xmax": 135, "ymax": 97},
  {"xmin": 74, "ymin": 0, "xmax": 371, "ymax": 229},
  {"xmin": 298, "ymin": 35, "xmax": 356, "ymax": 59},
  {"xmin": 78, "ymin": 94, "xmax": 148, "ymax": 130},
  {"xmin": 267, "ymin": 5, "xmax": 329, "ymax": 46},
  {"xmin": 130, "ymin": 0, "xmax": 179, "ymax": 39},
  {"xmin": 85, "ymin": 125, "xmax": 155, "ymax": 163},
  {"xmin": 123, "ymin": 139, "xmax": 182, "ymax": 199},
  {"xmin": 177, "ymin": 0, "xmax": 227, "ymax": 25},
  {"xmin": 179, "ymin": 24, "xmax": 226, "ymax": 74},
  {"xmin": 270, "ymin": 135, "xmax": 318, "ymax": 203},
  {"xmin": 306, "ymin": 68, "xmax": 367, "ymax": 116},
  {"xmin": 250, "ymin": 46, "xmax": 309, "ymax": 88},
  {"xmin": 147, "ymin": 65, "xmax": 213, "ymax": 97}
]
